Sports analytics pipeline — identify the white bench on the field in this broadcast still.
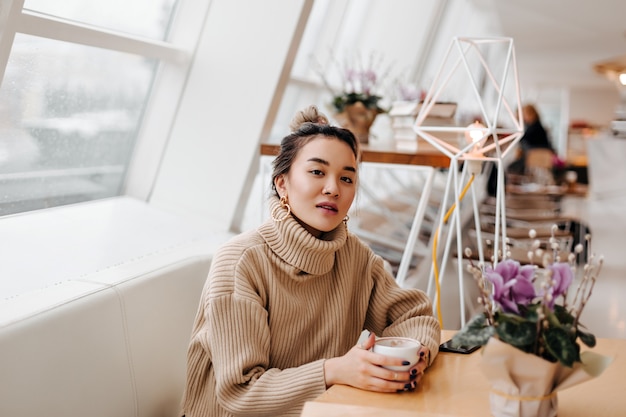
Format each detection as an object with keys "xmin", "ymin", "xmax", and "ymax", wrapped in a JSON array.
[{"xmin": 0, "ymin": 197, "xmax": 231, "ymax": 417}]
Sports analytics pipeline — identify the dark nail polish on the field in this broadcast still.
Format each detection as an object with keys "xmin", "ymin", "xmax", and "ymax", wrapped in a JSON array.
[
  {"xmin": 410, "ymin": 368, "xmax": 418, "ymax": 376},
  {"xmin": 410, "ymin": 373, "xmax": 417, "ymax": 381},
  {"xmin": 419, "ymin": 351, "xmax": 425, "ymax": 357},
  {"xmin": 402, "ymin": 360, "xmax": 410, "ymax": 365},
  {"xmin": 404, "ymin": 383, "xmax": 411, "ymax": 390}
]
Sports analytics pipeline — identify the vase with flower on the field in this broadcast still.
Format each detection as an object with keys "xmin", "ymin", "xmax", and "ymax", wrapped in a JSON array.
[
  {"xmin": 314, "ymin": 51, "xmax": 389, "ymax": 144},
  {"xmin": 451, "ymin": 227, "xmax": 612, "ymax": 417}
]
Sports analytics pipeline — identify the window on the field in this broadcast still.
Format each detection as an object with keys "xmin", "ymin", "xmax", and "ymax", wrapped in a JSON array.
[
  {"xmin": 268, "ymin": 0, "xmax": 441, "ymax": 143},
  {"xmin": 0, "ymin": 0, "xmax": 183, "ymax": 216},
  {"xmin": 23, "ymin": 0, "xmax": 177, "ymax": 40}
]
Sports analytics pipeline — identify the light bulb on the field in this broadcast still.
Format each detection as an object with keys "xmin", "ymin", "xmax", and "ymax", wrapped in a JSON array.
[
  {"xmin": 469, "ymin": 128, "xmax": 483, "ymax": 142},
  {"xmin": 464, "ymin": 121, "xmax": 486, "ymax": 155},
  {"xmin": 466, "ymin": 122, "xmax": 484, "ymax": 144},
  {"xmin": 464, "ymin": 121, "xmax": 485, "ymax": 175}
]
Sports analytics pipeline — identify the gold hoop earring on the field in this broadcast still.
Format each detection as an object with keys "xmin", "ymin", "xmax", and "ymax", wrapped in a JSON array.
[{"xmin": 272, "ymin": 195, "xmax": 291, "ymax": 222}]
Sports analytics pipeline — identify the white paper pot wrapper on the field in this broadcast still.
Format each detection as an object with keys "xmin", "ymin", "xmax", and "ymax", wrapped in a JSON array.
[{"xmin": 481, "ymin": 337, "xmax": 612, "ymax": 417}]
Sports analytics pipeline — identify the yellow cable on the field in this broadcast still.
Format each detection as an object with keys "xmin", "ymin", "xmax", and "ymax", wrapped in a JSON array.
[{"xmin": 432, "ymin": 174, "xmax": 475, "ymax": 328}]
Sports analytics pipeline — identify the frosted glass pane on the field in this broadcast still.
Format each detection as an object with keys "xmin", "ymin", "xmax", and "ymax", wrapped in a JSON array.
[
  {"xmin": 0, "ymin": 34, "xmax": 156, "ymax": 215},
  {"xmin": 23, "ymin": 0, "xmax": 177, "ymax": 40}
]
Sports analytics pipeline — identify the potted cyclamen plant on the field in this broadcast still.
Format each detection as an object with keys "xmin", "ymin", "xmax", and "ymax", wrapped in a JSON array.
[
  {"xmin": 314, "ymin": 51, "xmax": 390, "ymax": 144},
  {"xmin": 451, "ymin": 227, "xmax": 612, "ymax": 417}
]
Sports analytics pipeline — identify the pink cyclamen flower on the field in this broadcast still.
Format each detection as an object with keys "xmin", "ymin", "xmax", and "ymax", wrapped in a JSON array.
[
  {"xmin": 361, "ymin": 69, "xmax": 377, "ymax": 83},
  {"xmin": 485, "ymin": 259, "xmax": 536, "ymax": 314},
  {"xmin": 546, "ymin": 262, "xmax": 574, "ymax": 308},
  {"xmin": 360, "ymin": 70, "xmax": 377, "ymax": 94},
  {"xmin": 398, "ymin": 85, "xmax": 420, "ymax": 101}
]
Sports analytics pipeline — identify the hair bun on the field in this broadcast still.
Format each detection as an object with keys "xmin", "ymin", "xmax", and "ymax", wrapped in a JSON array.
[{"xmin": 289, "ymin": 105, "xmax": 329, "ymax": 132}]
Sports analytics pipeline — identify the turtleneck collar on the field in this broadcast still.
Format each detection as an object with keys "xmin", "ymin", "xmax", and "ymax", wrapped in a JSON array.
[{"xmin": 258, "ymin": 197, "xmax": 347, "ymax": 276}]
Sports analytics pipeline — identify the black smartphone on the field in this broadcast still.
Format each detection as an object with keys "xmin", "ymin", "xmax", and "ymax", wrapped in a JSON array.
[{"xmin": 439, "ymin": 339, "xmax": 481, "ymax": 354}]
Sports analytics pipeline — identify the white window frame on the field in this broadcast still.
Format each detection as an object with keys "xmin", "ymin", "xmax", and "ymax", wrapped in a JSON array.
[{"xmin": 0, "ymin": 0, "xmax": 210, "ymax": 205}]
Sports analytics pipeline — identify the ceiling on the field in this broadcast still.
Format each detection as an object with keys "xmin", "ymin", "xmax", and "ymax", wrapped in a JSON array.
[{"xmin": 491, "ymin": 0, "xmax": 626, "ymax": 92}]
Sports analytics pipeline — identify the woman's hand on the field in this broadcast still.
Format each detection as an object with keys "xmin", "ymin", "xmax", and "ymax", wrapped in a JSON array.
[{"xmin": 323, "ymin": 332, "xmax": 430, "ymax": 393}]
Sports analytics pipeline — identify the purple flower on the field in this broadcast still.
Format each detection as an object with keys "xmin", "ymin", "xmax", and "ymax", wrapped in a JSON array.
[
  {"xmin": 485, "ymin": 259, "xmax": 536, "ymax": 314},
  {"xmin": 359, "ymin": 70, "xmax": 377, "ymax": 95},
  {"xmin": 398, "ymin": 84, "xmax": 420, "ymax": 101},
  {"xmin": 546, "ymin": 262, "xmax": 574, "ymax": 308},
  {"xmin": 361, "ymin": 70, "xmax": 377, "ymax": 85}
]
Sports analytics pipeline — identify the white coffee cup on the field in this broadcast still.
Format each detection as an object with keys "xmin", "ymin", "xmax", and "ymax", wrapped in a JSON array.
[{"xmin": 372, "ymin": 336, "xmax": 421, "ymax": 371}]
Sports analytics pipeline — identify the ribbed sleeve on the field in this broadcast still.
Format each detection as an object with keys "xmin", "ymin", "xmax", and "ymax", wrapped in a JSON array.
[
  {"xmin": 362, "ymin": 258, "xmax": 441, "ymax": 363},
  {"xmin": 180, "ymin": 198, "xmax": 440, "ymax": 416}
]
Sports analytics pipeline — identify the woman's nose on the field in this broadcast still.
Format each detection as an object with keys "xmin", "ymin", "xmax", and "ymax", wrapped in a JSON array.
[{"xmin": 323, "ymin": 180, "xmax": 339, "ymax": 196}]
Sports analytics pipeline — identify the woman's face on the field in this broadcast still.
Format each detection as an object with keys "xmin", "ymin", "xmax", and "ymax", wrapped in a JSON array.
[
  {"xmin": 275, "ymin": 136, "xmax": 357, "ymax": 237},
  {"xmin": 522, "ymin": 106, "xmax": 536, "ymax": 125}
]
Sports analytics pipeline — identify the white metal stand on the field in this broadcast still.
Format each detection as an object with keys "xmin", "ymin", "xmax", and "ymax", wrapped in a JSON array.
[
  {"xmin": 395, "ymin": 166, "xmax": 435, "ymax": 286},
  {"xmin": 413, "ymin": 37, "xmax": 524, "ymax": 326}
]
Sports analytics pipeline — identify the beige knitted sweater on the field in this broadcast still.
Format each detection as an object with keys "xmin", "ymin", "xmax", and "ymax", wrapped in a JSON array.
[{"xmin": 180, "ymin": 199, "xmax": 440, "ymax": 417}]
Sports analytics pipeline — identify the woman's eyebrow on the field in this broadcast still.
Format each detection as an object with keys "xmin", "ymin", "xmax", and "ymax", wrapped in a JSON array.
[
  {"xmin": 307, "ymin": 157, "xmax": 329, "ymax": 165},
  {"xmin": 307, "ymin": 157, "xmax": 356, "ymax": 173}
]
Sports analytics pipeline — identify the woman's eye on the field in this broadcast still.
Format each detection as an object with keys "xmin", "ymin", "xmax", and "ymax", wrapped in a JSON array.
[
  {"xmin": 341, "ymin": 176, "xmax": 354, "ymax": 184},
  {"xmin": 310, "ymin": 169, "xmax": 323, "ymax": 176}
]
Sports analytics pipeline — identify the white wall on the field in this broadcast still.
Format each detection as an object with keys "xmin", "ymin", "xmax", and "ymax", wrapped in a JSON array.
[
  {"xmin": 149, "ymin": 0, "xmax": 310, "ymax": 231},
  {"xmin": 420, "ymin": 0, "xmax": 504, "ymax": 92},
  {"xmin": 569, "ymin": 87, "xmax": 619, "ymax": 127},
  {"xmin": 357, "ymin": 0, "xmax": 438, "ymax": 87}
]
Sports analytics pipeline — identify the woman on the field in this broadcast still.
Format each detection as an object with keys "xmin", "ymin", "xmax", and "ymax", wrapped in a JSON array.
[
  {"xmin": 507, "ymin": 103, "xmax": 556, "ymax": 175},
  {"xmin": 180, "ymin": 105, "xmax": 440, "ymax": 417}
]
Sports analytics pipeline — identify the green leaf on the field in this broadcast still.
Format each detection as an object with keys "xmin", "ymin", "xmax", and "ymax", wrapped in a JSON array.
[
  {"xmin": 495, "ymin": 314, "xmax": 536, "ymax": 349},
  {"xmin": 451, "ymin": 313, "xmax": 494, "ymax": 347},
  {"xmin": 553, "ymin": 304, "xmax": 575, "ymax": 326},
  {"xmin": 577, "ymin": 329, "xmax": 596, "ymax": 348},
  {"xmin": 333, "ymin": 96, "xmax": 347, "ymax": 112},
  {"xmin": 543, "ymin": 326, "xmax": 580, "ymax": 367},
  {"xmin": 522, "ymin": 304, "xmax": 540, "ymax": 323},
  {"xmin": 333, "ymin": 92, "xmax": 385, "ymax": 113}
]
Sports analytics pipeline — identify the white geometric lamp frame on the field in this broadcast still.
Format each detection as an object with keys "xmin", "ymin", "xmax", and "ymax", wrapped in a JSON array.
[{"xmin": 413, "ymin": 37, "xmax": 524, "ymax": 326}]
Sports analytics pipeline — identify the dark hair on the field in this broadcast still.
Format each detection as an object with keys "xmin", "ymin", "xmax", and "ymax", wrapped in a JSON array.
[
  {"xmin": 522, "ymin": 103, "xmax": 540, "ymax": 123},
  {"xmin": 271, "ymin": 105, "xmax": 360, "ymax": 196}
]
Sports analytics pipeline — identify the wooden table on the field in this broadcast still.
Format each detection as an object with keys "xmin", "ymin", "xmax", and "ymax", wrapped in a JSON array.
[
  {"xmin": 260, "ymin": 142, "xmax": 450, "ymax": 285},
  {"xmin": 303, "ymin": 330, "xmax": 626, "ymax": 416},
  {"xmin": 260, "ymin": 142, "xmax": 451, "ymax": 168}
]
